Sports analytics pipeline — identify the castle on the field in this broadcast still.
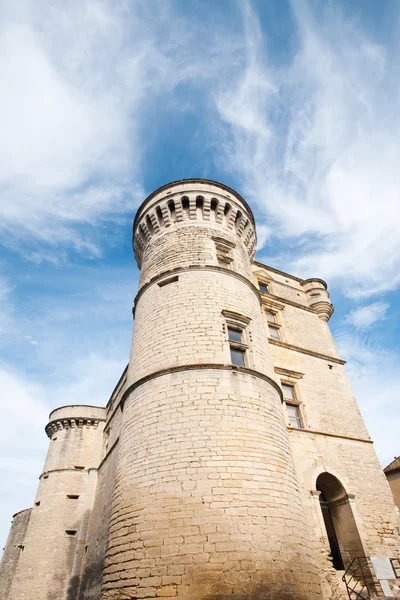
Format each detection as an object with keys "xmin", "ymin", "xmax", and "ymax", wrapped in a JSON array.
[{"xmin": 1, "ymin": 179, "xmax": 399, "ymax": 600}]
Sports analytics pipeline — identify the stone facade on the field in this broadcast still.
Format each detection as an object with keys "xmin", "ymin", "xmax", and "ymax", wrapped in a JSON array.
[
  {"xmin": 385, "ymin": 458, "xmax": 400, "ymax": 510},
  {"xmin": 1, "ymin": 179, "xmax": 399, "ymax": 600}
]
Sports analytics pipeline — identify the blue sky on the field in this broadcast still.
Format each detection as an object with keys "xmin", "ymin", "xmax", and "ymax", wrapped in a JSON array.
[{"xmin": 1, "ymin": 0, "xmax": 400, "ymax": 547}]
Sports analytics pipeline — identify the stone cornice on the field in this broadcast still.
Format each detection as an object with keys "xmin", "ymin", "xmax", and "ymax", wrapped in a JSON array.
[
  {"xmin": 39, "ymin": 467, "xmax": 91, "ymax": 479},
  {"xmin": 118, "ymin": 364, "xmax": 283, "ymax": 412},
  {"xmin": 268, "ymin": 338, "xmax": 346, "ymax": 365},
  {"xmin": 274, "ymin": 367, "xmax": 304, "ymax": 379},
  {"xmin": 261, "ymin": 291, "xmax": 316, "ymax": 314},
  {"xmin": 252, "ymin": 260, "xmax": 304, "ymax": 283},
  {"xmin": 132, "ymin": 265, "xmax": 262, "ymax": 317},
  {"xmin": 287, "ymin": 426, "xmax": 372, "ymax": 444},
  {"xmin": 46, "ymin": 418, "xmax": 104, "ymax": 439}
]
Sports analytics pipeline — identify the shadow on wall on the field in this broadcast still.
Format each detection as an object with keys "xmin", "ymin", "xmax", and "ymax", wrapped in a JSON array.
[
  {"xmin": 46, "ymin": 524, "xmax": 77, "ymax": 600},
  {"xmin": 75, "ymin": 558, "xmax": 105, "ymax": 600}
]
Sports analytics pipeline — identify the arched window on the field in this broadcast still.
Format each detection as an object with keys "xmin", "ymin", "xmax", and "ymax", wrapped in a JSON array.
[{"xmin": 316, "ymin": 473, "xmax": 364, "ymax": 570}]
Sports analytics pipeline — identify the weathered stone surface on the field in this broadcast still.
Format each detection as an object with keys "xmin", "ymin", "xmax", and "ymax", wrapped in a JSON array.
[{"xmin": 1, "ymin": 179, "xmax": 399, "ymax": 600}]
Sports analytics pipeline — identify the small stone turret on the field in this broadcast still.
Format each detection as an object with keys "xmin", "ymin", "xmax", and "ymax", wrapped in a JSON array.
[
  {"xmin": 302, "ymin": 278, "xmax": 334, "ymax": 321},
  {"xmin": 5, "ymin": 405, "xmax": 106, "ymax": 600}
]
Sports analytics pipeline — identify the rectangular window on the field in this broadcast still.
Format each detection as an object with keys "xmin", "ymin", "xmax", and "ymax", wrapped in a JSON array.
[
  {"xmin": 228, "ymin": 327, "xmax": 242, "ymax": 343},
  {"xmin": 265, "ymin": 311, "xmax": 276, "ymax": 323},
  {"xmin": 268, "ymin": 324, "xmax": 280, "ymax": 340},
  {"xmin": 222, "ymin": 309, "xmax": 251, "ymax": 368},
  {"xmin": 282, "ymin": 383, "xmax": 295, "ymax": 400},
  {"xmin": 214, "ymin": 237, "xmax": 235, "ymax": 268},
  {"xmin": 230, "ymin": 347, "xmax": 245, "ymax": 367},
  {"xmin": 259, "ymin": 282, "xmax": 269, "ymax": 292},
  {"xmin": 65, "ymin": 530, "xmax": 77, "ymax": 536},
  {"xmin": 286, "ymin": 403, "xmax": 303, "ymax": 428}
]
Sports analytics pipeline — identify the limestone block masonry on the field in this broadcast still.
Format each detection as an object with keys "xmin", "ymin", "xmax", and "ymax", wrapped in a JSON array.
[{"xmin": 1, "ymin": 179, "xmax": 400, "ymax": 600}]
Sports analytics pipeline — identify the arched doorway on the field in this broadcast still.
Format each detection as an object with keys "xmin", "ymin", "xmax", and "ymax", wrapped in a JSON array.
[{"xmin": 316, "ymin": 472, "xmax": 364, "ymax": 569}]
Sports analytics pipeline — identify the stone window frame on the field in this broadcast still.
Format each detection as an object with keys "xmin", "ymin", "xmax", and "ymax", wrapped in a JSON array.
[
  {"xmin": 213, "ymin": 236, "xmax": 235, "ymax": 269},
  {"xmin": 254, "ymin": 269, "xmax": 274, "ymax": 295},
  {"xmin": 280, "ymin": 378, "xmax": 307, "ymax": 429},
  {"xmin": 258, "ymin": 279, "xmax": 270, "ymax": 293},
  {"xmin": 222, "ymin": 310, "xmax": 252, "ymax": 368},
  {"xmin": 262, "ymin": 300, "xmax": 285, "ymax": 342}
]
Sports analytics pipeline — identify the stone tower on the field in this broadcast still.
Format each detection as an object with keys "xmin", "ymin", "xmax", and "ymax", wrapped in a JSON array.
[
  {"xmin": 2, "ymin": 179, "xmax": 400, "ymax": 600},
  {"xmin": 0, "ymin": 405, "xmax": 106, "ymax": 600},
  {"xmin": 101, "ymin": 179, "xmax": 321, "ymax": 599}
]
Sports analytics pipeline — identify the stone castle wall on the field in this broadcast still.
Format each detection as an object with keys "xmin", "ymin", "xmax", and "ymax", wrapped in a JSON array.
[
  {"xmin": 0, "ymin": 509, "xmax": 31, "ymax": 600},
  {"xmin": 1, "ymin": 179, "xmax": 400, "ymax": 600}
]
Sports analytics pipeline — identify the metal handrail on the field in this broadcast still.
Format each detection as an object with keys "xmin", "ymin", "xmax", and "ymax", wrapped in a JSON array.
[{"xmin": 342, "ymin": 557, "xmax": 371, "ymax": 600}]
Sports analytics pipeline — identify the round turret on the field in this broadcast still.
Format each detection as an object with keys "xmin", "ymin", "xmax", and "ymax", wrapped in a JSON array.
[
  {"xmin": 7, "ymin": 405, "xmax": 106, "ymax": 600},
  {"xmin": 102, "ymin": 180, "xmax": 321, "ymax": 600}
]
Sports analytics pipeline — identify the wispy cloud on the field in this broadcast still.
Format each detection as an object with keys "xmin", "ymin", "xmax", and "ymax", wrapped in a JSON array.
[
  {"xmin": 0, "ymin": 1, "xmax": 244, "ymax": 261},
  {"xmin": 214, "ymin": 0, "xmax": 400, "ymax": 297},
  {"xmin": 345, "ymin": 301, "xmax": 389, "ymax": 329},
  {"xmin": 335, "ymin": 331, "xmax": 400, "ymax": 467}
]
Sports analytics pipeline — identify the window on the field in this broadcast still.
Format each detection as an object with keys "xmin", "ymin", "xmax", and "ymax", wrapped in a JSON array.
[
  {"xmin": 265, "ymin": 310, "xmax": 281, "ymax": 340},
  {"xmin": 282, "ymin": 383, "xmax": 295, "ymax": 400},
  {"xmin": 286, "ymin": 403, "xmax": 303, "ymax": 428},
  {"xmin": 65, "ymin": 530, "xmax": 77, "ymax": 537},
  {"xmin": 228, "ymin": 327, "xmax": 242, "ymax": 343},
  {"xmin": 213, "ymin": 237, "xmax": 235, "ymax": 268},
  {"xmin": 259, "ymin": 282, "xmax": 269, "ymax": 293},
  {"xmin": 222, "ymin": 310, "xmax": 251, "ymax": 368},
  {"xmin": 282, "ymin": 383, "xmax": 303, "ymax": 428},
  {"xmin": 268, "ymin": 324, "xmax": 280, "ymax": 340},
  {"xmin": 230, "ymin": 347, "xmax": 245, "ymax": 367}
]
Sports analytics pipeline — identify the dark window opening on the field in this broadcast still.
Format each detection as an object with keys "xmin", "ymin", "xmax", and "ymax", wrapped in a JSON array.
[
  {"xmin": 230, "ymin": 347, "xmax": 245, "ymax": 367},
  {"xmin": 67, "ymin": 494, "xmax": 80, "ymax": 500},
  {"xmin": 158, "ymin": 275, "xmax": 179, "ymax": 287},
  {"xmin": 181, "ymin": 196, "xmax": 189, "ymax": 210},
  {"xmin": 156, "ymin": 205, "xmax": 163, "ymax": 226},
  {"xmin": 168, "ymin": 200, "xmax": 175, "ymax": 216},
  {"xmin": 74, "ymin": 466, "xmax": 85, "ymax": 470},
  {"xmin": 228, "ymin": 327, "xmax": 242, "ymax": 343},
  {"xmin": 259, "ymin": 282, "xmax": 269, "ymax": 292},
  {"xmin": 224, "ymin": 202, "xmax": 231, "ymax": 216},
  {"xmin": 145, "ymin": 214, "xmax": 154, "ymax": 233},
  {"xmin": 35, "ymin": 501, "xmax": 41, "ymax": 506},
  {"xmin": 65, "ymin": 530, "xmax": 77, "ymax": 536}
]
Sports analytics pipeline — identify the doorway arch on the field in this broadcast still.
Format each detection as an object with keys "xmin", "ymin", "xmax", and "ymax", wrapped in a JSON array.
[{"xmin": 316, "ymin": 472, "xmax": 364, "ymax": 569}]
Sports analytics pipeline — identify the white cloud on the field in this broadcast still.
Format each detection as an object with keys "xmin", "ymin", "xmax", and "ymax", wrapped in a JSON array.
[
  {"xmin": 0, "ymin": 349, "xmax": 128, "ymax": 549},
  {"xmin": 214, "ymin": 0, "xmax": 400, "ymax": 297},
  {"xmin": 0, "ymin": 367, "xmax": 49, "ymax": 548},
  {"xmin": 335, "ymin": 332, "xmax": 400, "ymax": 467},
  {"xmin": 345, "ymin": 302, "xmax": 389, "ymax": 329}
]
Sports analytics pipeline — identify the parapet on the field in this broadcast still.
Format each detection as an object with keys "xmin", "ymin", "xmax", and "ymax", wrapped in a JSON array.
[
  {"xmin": 132, "ymin": 179, "xmax": 257, "ymax": 268},
  {"xmin": 45, "ymin": 404, "xmax": 106, "ymax": 438}
]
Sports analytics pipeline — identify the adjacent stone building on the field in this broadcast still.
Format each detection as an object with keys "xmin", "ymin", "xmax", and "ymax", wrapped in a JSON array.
[
  {"xmin": 1, "ymin": 179, "xmax": 399, "ymax": 600},
  {"xmin": 385, "ymin": 458, "xmax": 400, "ymax": 511}
]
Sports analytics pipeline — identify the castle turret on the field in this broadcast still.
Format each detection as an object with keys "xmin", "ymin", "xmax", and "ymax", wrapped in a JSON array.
[
  {"xmin": 101, "ymin": 180, "xmax": 321, "ymax": 599},
  {"xmin": 6, "ymin": 405, "xmax": 106, "ymax": 600}
]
